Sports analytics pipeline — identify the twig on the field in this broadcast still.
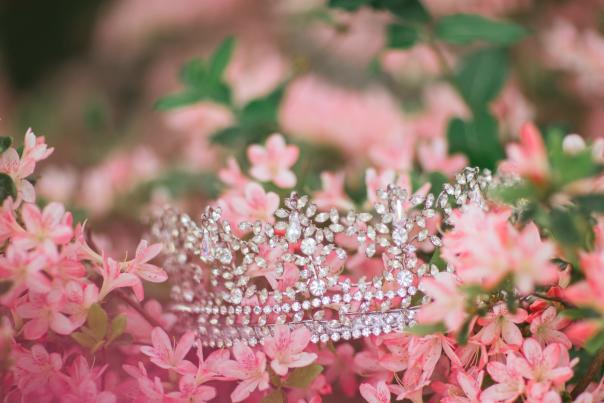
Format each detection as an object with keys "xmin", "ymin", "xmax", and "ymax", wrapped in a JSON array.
[
  {"xmin": 114, "ymin": 289, "xmax": 163, "ymax": 329},
  {"xmin": 572, "ymin": 347, "xmax": 604, "ymax": 398}
]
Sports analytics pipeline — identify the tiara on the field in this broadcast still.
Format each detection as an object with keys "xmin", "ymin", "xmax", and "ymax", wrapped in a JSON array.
[{"xmin": 149, "ymin": 167, "xmax": 494, "ymax": 348}]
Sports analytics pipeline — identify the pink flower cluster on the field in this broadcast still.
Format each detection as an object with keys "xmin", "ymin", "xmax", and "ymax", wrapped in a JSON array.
[
  {"xmin": 1, "ymin": 132, "xmax": 167, "ymax": 401},
  {"xmin": 3, "ymin": 124, "xmax": 604, "ymax": 403}
]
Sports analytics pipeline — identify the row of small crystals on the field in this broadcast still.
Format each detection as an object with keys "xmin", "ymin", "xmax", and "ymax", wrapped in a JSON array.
[
  {"xmin": 150, "ymin": 167, "xmax": 492, "ymax": 343},
  {"xmin": 172, "ymin": 309, "xmax": 418, "ymax": 348}
]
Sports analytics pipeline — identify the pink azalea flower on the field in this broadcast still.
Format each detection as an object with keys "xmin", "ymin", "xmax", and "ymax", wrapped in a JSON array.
[
  {"xmin": 317, "ymin": 342, "xmax": 358, "ymax": 397},
  {"xmin": 525, "ymin": 382, "xmax": 562, "ymax": 403},
  {"xmin": 220, "ymin": 341, "xmax": 270, "ymax": 402},
  {"xmin": 219, "ymin": 157, "xmax": 250, "ymax": 189},
  {"xmin": 512, "ymin": 222, "xmax": 559, "ymax": 294},
  {"xmin": 0, "ymin": 147, "xmax": 36, "ymax": 203},
  {"xmin": 407, "ymin": 334, "xmax": 461, "ymax": 384},
  {"xmin": 13, "ymin": 344, "xmax": 67, "ymax": 397},
  {"xmin": 16, "ymin": 290, "xmax": 75, "ymax": 339},
  {"xmin": 98, "ymin": 255, "xmax": 143, "ymax": 301},
  {"xmin": 359, "ymin": 381, "xmax": 391, "ymax": 403},
  {"xmin": 475, "ymin": 303, "xmax": 528, "ymax": 347},
  {"xmin": 443, "ymin": 205, "xmax": 558, "ymax": 293},
  {"xmin": 223, "ymin": 182, "xmax": 280, "ymax": 225},
  {"xmin": 63, "ymin": 281, "xmax": 100, "ymax": 328},
  {"xmin": 417, "ymin": 138, "xmax": 468, "ymax": 177},
  {"xmin": 192, "ymin": 340, "xmax": 230, "ymax": 384},
  {"xmin": 122, "ymin": 361, "xmax": 164, "ymax": 402},
  {"xmin": 565, "ymin": 245, "xmax": 604, "ymax": 314},
  {"xmin": 512, "ymin": 338, "xmax": 574, "ymax": 387},
  {"xmin": 0, "ymin": 245, "xmax": 50, "ymax": 298},
  {"xmin": 368, "ymin": 134, "xmax": 414, "ymax": 172},
  {"xmin": 418, "ymin": 272, "xmax": 467, "ymax": 332},
  {"xmin": 23, "ymin": 128, "xmax": 53, "ymax": 162},
  {"xmin": 499, "ymin": 122, "xmax": 550, "ymax": 184},
  {"xmin": 529, "ymin": 306, "xmax": 572, "ymax": 348},
  {"xmin": 263, "ymin": 325, "xmax": 317, "ymax": 376},
  {"xmin": 166, "ymin": 375, "xmax": 216, "ymax": 403},
  {"xmin": 14, "ymin": 202, "xmax": 73, "ymax": 253},
  {"xmin": 139, "ymin": 327, "xmax": 196, "ymax": 374},
  {"xmin": 481, "ymin": 353, "xmax": 526, "ymax": 402},
  {"xmin": 247, "ymin": 133, "xmax": 299, "ymax": 188},
  {"xmin": 125, "ymin": 240, "xmax": 167, "ymax": 283},
  {"xmin": 433, "ymin": 370, "xmax": 483, "ymax": 403},
  {"xmin": 365, "ymin": 168, "xmax": 396, "ymax": 204},
  {"xmin": 388, "ymin": 367, "xmax": 430, "ymax": 403},
  {"xmin": 313, "ymin": 171, "xmax": 355, "ymax": 211},
  {"xmin": 62, "ymin": 356, "xmax": 116, "ymax": 403}
]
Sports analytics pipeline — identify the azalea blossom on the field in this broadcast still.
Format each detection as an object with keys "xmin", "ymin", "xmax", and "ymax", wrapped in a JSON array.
[
  {"xmin": 247, "ymin": 133, "xmax": 299, "ymax": 188},
  {"xmin": 221, "ymin": 182, "xmax": 280, "ymax": 225},
  {"xmin": 125, "ymin": 240, "xmax": 167, "ymax": 283},
  {"xmin": 263, "ymin": 325, "xmax": 317, "ymax": 376},
  {"xmin": 418, "ymin": 272, "xmax": 467, "ymax": 332},
  {"xmin": 481, "ymin": 353, "xmax": 526, "ymax": 401},
  {"xmin": 499, "ymin": 122, "xmax": 550, "ymax": 184},
  {"xmin": 140, "ymin": 327, "xmax": 196, "ymax": 374},
  {"xmin": 313, "ymin": 171, "xmax": 355, "ymax": 211},
  {"xmin": 13, "ymin": 202, "xmax": 73, "ymax": 254},
  {"xmin": 98, "ymin": 255, "xmax": 143, "ymax": 301},
  {"xmin": 16, "ymin": 290, "xmax": 75, "ymax": 339},
  {"xmin": 359, "ymin": 381, "xmax": 391, "ymax": 403},
  {"xmin": 475, "ymin": 303, "xmax": 528, "ymax": 347},
  {"xmin": 220, "ymin": 341, "xmax": 270, "ymax": 402}
]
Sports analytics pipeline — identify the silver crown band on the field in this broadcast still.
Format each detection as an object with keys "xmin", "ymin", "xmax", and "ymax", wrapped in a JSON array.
[{"xmin": 149, "ymin": 167, "xmax": 493, "ymax": 348}]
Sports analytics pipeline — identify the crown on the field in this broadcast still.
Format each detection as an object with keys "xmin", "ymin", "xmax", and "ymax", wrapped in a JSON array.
[{"xmin": 149, "ymin": 167, "xmax": 494, "ymax": 348}]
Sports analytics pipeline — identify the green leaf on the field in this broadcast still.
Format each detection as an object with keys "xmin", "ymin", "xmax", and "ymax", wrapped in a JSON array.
[
  {"xmin": 283, "ymin": 364, "xmax": 324, "ymax": 388},
  {"xmin": 208, "ymin": 37, "xmax": 235, "ymax": 81},
  {"xmin": 107, "ymin": 314, "xmax": 127, "ymax": 344},
  {"xmin": 455, "ymin": 47, "xmax": 508, "ymax": 109},
  {"xmin": 180, "ymin": 59, "xmax": 206, "ymax": 88},
  {"xmin": 574, "ymin": 194, "xmax": 604, "ymax": 213},
  {"xmin": 239, "ymin": 86, "xmax": 285, "ymax": 126},
  {"xmin": 447, "ymin": 111, "xmax": 505, "ymax": 170},
  {"xmin": 561, "ymin": 308, "xmax": 601, "ymax": 320},
  {"xmin": 585, "ymin": 330, "xmax": 604, "ymax": 354},
  {"xmin": 387, "ymin": 23, "xmax": 419, "ymax": 49},
  {"xmin": 87, "ymin": 303, "xmax": 108, "ymax": 340},
  {"xmin": 155, "ymin": 91, "xmax": 203, "ymax": 110},
  {"xmin": 429, "ymin": 247, "xmax": 447, "ymax": 270},
  {"xmin": 436, "ymin": 14, "xmax": 527, "ymax": 45},
  {"xmin": 71, "ymin": 331, "xmax": 97, "ymax": 349},
  {"xmin": 378, "ymin": 0, "xmax": 429, "ymax": 22},
  {"xmin": 327, "ymin": 0, "xmax": 367, "ymax": 11},
  {"xmin": 260, "ymin": 389, "xmax": 284, "ymax": 403},
  {"xmin": 456, "ymin": 318, "xmax": 472, "ymax": 345},
  {"xmin": 546, "ymin": 207, "xmax": 589, "ymax": 248},
  {"xmin": 0, "ymin": 137, "xmax": 12, "ymax": 153},
  {"xmin": 0, "ymin": 173, "xmax": 17, "ymax": 202},
  {"xmin": 547, "ymin": 133, "xmax": 597, "ymax": 186},
  {"xmin": 490, "ymin": 180, "xmax": 539, "ymax": 205},
  {"xmin": 210, "ymin": 126, "xmax": 246, "ymax": 146},
  {"xmin": 407, "ymin": 322, "xmax": 447, "ymax": 336}
]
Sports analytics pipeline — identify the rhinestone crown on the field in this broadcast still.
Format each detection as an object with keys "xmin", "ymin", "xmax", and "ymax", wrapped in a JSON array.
[{"xmin": 149, "ymin": 167, "xmax": 493, "ymax": 348}]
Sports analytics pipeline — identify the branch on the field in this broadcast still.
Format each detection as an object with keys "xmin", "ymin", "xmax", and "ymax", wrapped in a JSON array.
[
  {"xmin": 572, "ymin": 347, "xmax": 604, "ymax": 398},
  {"xmin": 114, "ymin": 289, "xmax": 163, "ymax": 329}
]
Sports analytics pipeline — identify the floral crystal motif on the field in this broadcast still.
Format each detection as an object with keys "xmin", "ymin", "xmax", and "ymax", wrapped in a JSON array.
[{"xmin": 150, "ymin": 167, "xmax": 492, "ymax": 348}]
